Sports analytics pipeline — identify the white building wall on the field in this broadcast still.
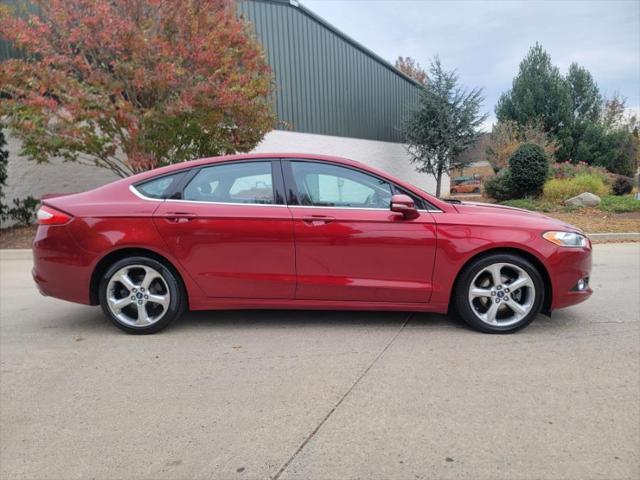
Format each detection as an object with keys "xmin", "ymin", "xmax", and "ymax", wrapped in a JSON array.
[
  {"xmin": 3, "ymin": 134, "xmax": 120, "ymax": 205},
  {"xmin": 253, "ymin": 130, "xmax": 447, "ymax": 195},
  {"xmin": 3, "ymin": 130, "xmax": 446, "ymax": 212}
]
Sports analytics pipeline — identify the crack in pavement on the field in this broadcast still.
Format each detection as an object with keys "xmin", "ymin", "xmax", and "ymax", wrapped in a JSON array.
[{"xmin": 272, "ymin": 313, "xmax": 412, "ymax": 480}]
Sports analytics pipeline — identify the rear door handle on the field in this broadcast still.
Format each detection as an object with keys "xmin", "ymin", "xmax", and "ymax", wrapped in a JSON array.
[
  {"xmin": 302, "ymin": 215, "xmax": 334, "ymax": 225},
  {"xmin": 163, "ymin": 212, "xmax": 197, "ymax": 223}
]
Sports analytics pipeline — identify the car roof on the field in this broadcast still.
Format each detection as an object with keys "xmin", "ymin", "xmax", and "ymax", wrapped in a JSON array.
[{"xmin": 136, "ymin": 152, "xmax": 366, "ymax": 177}]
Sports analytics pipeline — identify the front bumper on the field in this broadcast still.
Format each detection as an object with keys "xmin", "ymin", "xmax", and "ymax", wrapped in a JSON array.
[{"xmin": 548, "ymin": 245, "xmax": 593, "ymax": 310}]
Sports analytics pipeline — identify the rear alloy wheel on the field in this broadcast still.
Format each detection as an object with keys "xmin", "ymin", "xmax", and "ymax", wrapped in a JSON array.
[
  {"xmin": 99, "ymin": 257, "xmax": 185, "ymax": 334},
  {"xmin": 455, "ymin": 254, "xmax": 544, "ymax": 333}
]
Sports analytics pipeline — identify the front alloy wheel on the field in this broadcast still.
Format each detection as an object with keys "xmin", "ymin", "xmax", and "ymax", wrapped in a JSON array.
[
  {"xmin": 455, "ymin": 254, "xmax": 544, "ymax": 333},
  {"xmin": 99, "ymin": 256, "xmax": 185, "ymax": 334}
]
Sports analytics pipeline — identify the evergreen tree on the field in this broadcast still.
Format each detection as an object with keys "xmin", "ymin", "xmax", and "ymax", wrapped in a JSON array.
[
  {"xmin": 495, "ymin": 44, "xmax": 573, "ymax": 160},
  {"xmin": 404, "ymin": 58, "xmax": 486, "ymax": 197}
]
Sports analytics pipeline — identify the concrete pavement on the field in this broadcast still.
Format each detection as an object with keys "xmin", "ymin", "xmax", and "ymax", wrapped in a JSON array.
[{"xmin": 1, "ymin": 244, "xmax": 639, "ymax": 480}]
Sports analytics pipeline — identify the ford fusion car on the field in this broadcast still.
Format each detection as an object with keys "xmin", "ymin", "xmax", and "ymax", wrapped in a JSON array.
[{"xmin": 32, "ymin": 153, "xmax": 592, "ymax": 334}]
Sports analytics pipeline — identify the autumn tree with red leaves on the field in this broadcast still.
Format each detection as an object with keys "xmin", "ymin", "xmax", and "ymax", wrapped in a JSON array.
[{"xmin": 0, "ymin": 0, "xmax": 275, "ymax": 176}]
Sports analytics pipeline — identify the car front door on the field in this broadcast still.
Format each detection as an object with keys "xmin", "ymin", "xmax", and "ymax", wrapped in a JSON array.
[
  {"xmin": 153, "ymin": 160, "xmax": 295, "ymax": 299},
  {"xmin": 284, "ymin": 160, "xmax": 438, "ymax": 304}
]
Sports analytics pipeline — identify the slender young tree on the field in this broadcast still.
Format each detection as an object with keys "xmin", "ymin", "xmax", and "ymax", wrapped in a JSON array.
[
  {"xmin": 566, "ymin": 63, "xmax": 602, "ymax": 123},
  {"xmin": 0, "ymin": 0, "xmax": 275, "ymax": 177},
  {"xmin": 565, "ymin": 62, "xmax": 602, "ymax": 161},
  {"xmin": 0, "ymin": 125, "xmax": 8, "ymax": 220},
  {"xmin": 404, "ymin": 58, "xmax": 486, "ymax": 197}
]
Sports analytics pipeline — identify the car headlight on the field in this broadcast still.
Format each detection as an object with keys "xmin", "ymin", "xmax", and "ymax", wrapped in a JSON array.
[{"xmin": 542, "ymin": 231, "xmax": 588, "ymax": 247}]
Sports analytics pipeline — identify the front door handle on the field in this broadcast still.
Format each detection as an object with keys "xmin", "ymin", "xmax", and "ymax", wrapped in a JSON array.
[
  {"xmin": 163, "ymin": 212, "xmax": 197, "ymax": 223},
  {"xmin": 302, "ymin": 215, "xmax": 334, "ymax": 226}
]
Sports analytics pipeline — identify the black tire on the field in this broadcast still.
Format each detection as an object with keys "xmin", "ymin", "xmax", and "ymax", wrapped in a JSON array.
[
  {"xmin": 454, "ymin": 253, "xmax": 545, "ymax": 334},
  {"xmin": 473, "ymin": 188, "xmax": 481, "ymax": 193},
  {"xmin": 99, "ymin": 256, "xmax": 186, "ymax": 334}
]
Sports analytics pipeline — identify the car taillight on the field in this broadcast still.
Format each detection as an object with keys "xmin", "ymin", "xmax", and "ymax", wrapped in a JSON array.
[{"xmin": 37, "ymin": 205, "xmax": 72, "ymax": 225}]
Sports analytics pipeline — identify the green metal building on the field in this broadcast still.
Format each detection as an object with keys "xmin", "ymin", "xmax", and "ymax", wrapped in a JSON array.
[{"xmin": 238, "ymin": 0, "xmax": 421, "ymax": 143}]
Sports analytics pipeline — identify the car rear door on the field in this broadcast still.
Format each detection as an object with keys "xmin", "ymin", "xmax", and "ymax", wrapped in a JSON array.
[
  {"xmin": 283, "ymin": 159, "xmax": 438, "ymax": 304},
  {"xmin": 152, "ymin": 159, "xmax": 296, "ymax": 299}
]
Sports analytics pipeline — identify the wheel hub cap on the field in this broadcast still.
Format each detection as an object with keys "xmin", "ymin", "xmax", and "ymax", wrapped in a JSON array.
[
  {"xmin": 468, "ymin": 262, "xmax": 536, "ymax": 327},
  {"xmin": 106, "ymin": 265, "xmax": 171, "ymax": 327}
]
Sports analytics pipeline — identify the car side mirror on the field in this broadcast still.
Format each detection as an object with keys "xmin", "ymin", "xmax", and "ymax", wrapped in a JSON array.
[{"xmin": 390, "ymin": 194, "xmax": 419, "ymax": 220}]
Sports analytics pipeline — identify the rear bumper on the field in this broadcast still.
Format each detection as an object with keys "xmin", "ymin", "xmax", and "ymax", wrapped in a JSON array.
[
  {"xmin": 548, "ymin": 245, "xmax": 593, "ymax": 310},
  {"xmin": 32, "ymin": 225, "xmax": 94, "ymax": 305}
]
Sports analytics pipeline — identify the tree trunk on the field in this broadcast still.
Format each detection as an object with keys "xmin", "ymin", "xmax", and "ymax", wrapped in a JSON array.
[{"xmin": 435, "ymin": 168, "xmax": 442, "ymax": 198}]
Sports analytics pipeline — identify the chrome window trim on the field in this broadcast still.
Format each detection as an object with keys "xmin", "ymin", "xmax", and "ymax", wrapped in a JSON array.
[
  {"xmin": 287, "ymin": 204, "xmax": 442, "ymax": 213},
  {"xmin": 130, "ymin": 185, "xmax": 442, "ymax": 212},
  {"xmin": 165, "ymin": 198, "xmax": 288, "ymax": 207}
]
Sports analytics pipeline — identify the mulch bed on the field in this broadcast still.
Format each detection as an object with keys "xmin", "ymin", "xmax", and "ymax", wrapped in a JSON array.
[
  {"xmin": 549, "ymin": 209, "xmax": 640, "ymax": 233},
  {"xmin": 0, "ymin": 225, "xmax": 37, "ymax": 249}
]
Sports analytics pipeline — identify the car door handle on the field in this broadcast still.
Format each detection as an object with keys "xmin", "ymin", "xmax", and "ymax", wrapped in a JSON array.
[
  {"xmin": 163, "ymin": 212, "xmax": 197, "ymax": 223},
  {"xmin": 302, "ymin": 215, "xmax": 334, "ymax": 225}
]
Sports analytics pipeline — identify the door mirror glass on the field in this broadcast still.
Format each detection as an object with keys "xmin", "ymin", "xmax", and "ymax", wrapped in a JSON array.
[{"xmin": 390, "ymin": 194, "xmax": 419, "ymax": 219}]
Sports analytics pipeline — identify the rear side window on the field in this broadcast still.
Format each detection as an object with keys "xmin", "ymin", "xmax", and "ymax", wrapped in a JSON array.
[
  {"xmin": 134, "ymin": 172, "xmax": 184, "ymax": 199},
  {"xmin": 182, "ymin": 161, "xmax": 274, "ymax": 204}
]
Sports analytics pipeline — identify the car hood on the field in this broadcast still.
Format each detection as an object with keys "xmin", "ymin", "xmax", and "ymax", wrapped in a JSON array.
[{"xmin": 453, "ymin": 201, "xmax": 584, "ymax": 233}]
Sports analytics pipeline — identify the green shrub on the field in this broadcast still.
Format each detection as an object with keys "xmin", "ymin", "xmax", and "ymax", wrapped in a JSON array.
[
  {"xmin": 612, "ymin": 176, "xmax": 634, "ymax": 195},
  {"xmin": 599, "ymin": 195, "xmax": 640, "ymax": 213},
  {"xmin": 542, "ymin": 173, "xmax": 609, "ymax": 202},
  {"xmin": 484, "ymin": 169, "xmax": 514, "ymax": 201},
  {"xmin": 509, "ymin": 143, "xmax": 549, "ymax": 198},
  {"xmin": 8, "ymin": 196, "xmax": 39, "ymax": 226}
]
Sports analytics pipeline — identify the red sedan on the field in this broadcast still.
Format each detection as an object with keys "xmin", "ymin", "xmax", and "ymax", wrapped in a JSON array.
[{"xmin": 33, "ymin": 154, "xmax": 592, "ymax": 334}]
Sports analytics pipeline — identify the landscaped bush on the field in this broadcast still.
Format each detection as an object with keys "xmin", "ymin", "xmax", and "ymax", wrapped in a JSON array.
[
  {"xmin": 612, "ymin": 176, "xmax": 634, "ymax": 196},
  {"xmin": 600, "ymin": 195, "xmax": 640, "ymax": 213},
  {"xmin": 483, "ymin": 169, "xmax": 514, "ymax": 201},
  {"xmin": 542, "ymin": 173, "xmax": 609, "ymax": 202},
  {"xmin": 509, "ymin": 143, "xmax": 549, "ymax": 198},
  {"xmin": 8, "ymin": 196, "xmax": 39, "ymax": 226}
]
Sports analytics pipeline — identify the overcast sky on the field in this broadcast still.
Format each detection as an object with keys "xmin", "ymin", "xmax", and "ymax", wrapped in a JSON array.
[{"xmin": 302, "ymin": 0, "xmax": 640, "ymax": 130}]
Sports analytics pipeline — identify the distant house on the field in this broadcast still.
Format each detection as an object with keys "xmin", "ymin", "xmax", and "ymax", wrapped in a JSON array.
[{"xmin": 1, "ymin": 0, "xmax": 448, "ymax": 203}]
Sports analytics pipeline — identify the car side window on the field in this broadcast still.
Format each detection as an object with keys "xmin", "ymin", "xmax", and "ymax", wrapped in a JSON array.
[
  {"xmin": 134, "ymin": 172, "xmax": 185, "ymax": 199},
  {"xmin": 182, "ymin": 161, "xmax": 274, "ymax": 204},
  {"xmin": 290, "ymin": 161, "xmax": 393, "ymax": 209}
]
